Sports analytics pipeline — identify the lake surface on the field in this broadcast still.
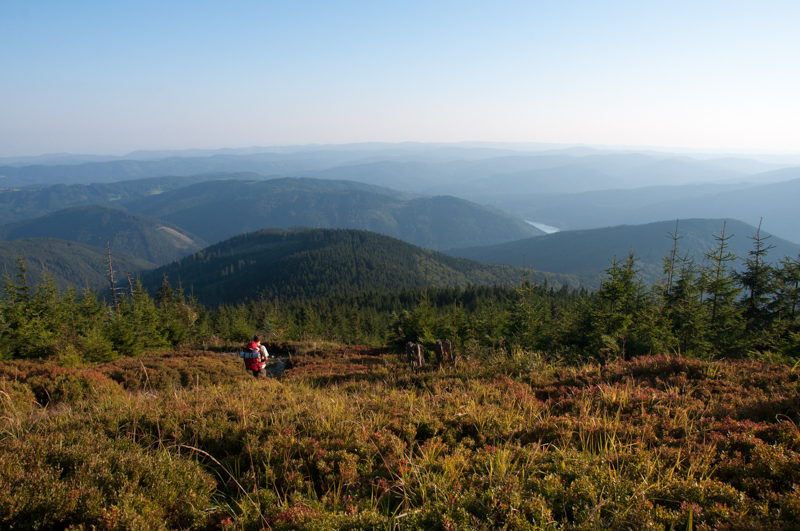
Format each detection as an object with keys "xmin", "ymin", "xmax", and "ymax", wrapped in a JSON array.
[{"xmin": 525, "ymin": 221, "xmax": 560, "ymax": 234}]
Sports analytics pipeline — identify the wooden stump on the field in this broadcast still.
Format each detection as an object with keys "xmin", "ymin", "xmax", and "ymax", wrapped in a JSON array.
[
  {"xmin": 405, "ymin": 342, "xmax": 425, "ymax": 372},
  {"xmin": 435, "ymin": 339, "xmax": 455, "ymax": 365}
]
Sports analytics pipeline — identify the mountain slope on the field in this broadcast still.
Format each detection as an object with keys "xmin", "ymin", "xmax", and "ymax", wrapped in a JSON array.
[
  {"xmin": 503, "ymin": 178, "xmax": 800, "ymax": 244},
  {"xmin": 125, "ymin": 177, "xmax": 543, "ymax": 249},
  {"xmin": 0, "ymin": 205, "xmax": 208, "ymax": 265},
  {"xmin": 141, "ymin": 229, "xmax": 585, "ymax": 306},
  {"xmin": 0, "ymin": 238, "xmax": 155, "ymax": 292},
  {"xmin": 446, "ymin": 219, "xmax": 800, "ymax": 284},
  {"xmin": 0, "ymin": 172, "xmax": 266, "ymax": 225}
]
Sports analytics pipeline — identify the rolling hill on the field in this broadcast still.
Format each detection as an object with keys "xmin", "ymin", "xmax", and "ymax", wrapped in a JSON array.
[
  {"xmin": 445, "ymin": 218, "xmax": 800, "ymax": 284},
  {"xmin": 1, "ymin": 175, "xmax": 543, "ymax": 252},
  {"xmin": 124, "ymin": 177, "xmax": 544, "ymax": 249},
  {"xmin": 140, "ymin": 229, "xmax": 586, "ymax": 306},
  {"xmin": 0, "ymin": 172, "xmax": 266, "ymax": 224},
  {"xmin": 502, "ymin": 177, "xmax": 800, "ymax": 244},
  {"xmin": 0, "ymin": 238, "xmax": 155, "ymax": 292},
  {"xmin": 0, "ymin": 205, "xmax": 208, "ymax": 265}
]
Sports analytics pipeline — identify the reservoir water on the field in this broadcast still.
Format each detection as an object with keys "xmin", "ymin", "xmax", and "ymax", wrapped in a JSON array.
[{"xmin": 525, "ymin": 221, "xmax": 560, "ymax": 234}]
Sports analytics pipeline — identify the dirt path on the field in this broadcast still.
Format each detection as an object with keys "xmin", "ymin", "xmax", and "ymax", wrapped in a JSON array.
[{"xmin": 263, "ymin": 355, "xmax": 288, "ymax": 377}]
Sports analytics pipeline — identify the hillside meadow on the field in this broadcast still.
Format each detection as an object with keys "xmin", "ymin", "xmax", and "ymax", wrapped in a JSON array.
[{"xmin": 2, "ymin": 346, "xmax": 799, "ymax": 530}]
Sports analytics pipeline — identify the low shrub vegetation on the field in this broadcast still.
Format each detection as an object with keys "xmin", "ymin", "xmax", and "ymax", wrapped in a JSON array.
[{"xmin": 2, "ymin": 347, "xmax": 799, "ymax": 529}]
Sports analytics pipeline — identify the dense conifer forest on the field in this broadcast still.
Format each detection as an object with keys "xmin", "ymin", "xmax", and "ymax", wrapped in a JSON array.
[
  {"xmin": 2, "ymin": 224, "xmax": 799, "ymax": 530},
  {"xmin": 2, "ymin": 224, "xmax": 798, "ymax": 365}
]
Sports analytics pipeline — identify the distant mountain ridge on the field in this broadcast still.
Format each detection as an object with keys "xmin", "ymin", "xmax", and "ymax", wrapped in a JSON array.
[
  {"xmin": 0, "ymin": 205, "xmax": 208, "ymax": 265},
  {"xmin": 0, "ymin": 172, "xmax": 267, "ymax": 224},
  {"xmin": 503, "ymin": 177, "xmax": 800, "ymax": 244},
  {"xmin": 0, "ymin": 175, "xmax": 544, "ymax": 253},
  {"xmin": 123, "ymin": 177, "xmax": 544, "ymax": 249},
  {"xmin": 446, "ymin": 218, "xmax": 800, "ymax": 285},
  {"xmin": 2, "ymin": 145, "xmax": 798, "ymax": 265}
]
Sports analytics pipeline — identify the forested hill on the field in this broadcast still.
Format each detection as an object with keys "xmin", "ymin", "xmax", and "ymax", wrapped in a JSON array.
[
  {"xmin": 141, "ymin": 228, "xmax": 585, "ymax": 306},
  {"xmin": 124, "ymin": 177, "xmax": 543, "ymax": 249},
  {"xmin": 0, "ymin": 205, "xmax": 208, "ymax": 265},
  {"xmin": 0, "ymin": 238, "xmax": 155, "ymax": 291},
  {"xmin": 0, "ymin": 172, "xmax": 265, "ymax": 225},
  {"xmin": 446, "ymin": 218, "xmax": 800, "ymax": 284},
  {"xmin": 0, "ymin": 176, "xmax": 543, "ymax": 251}
]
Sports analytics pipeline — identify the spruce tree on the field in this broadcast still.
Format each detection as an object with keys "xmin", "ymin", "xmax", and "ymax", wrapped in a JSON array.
[
  {"xmin": 737, "ymin": 221, "xmax": 776, "ymax": 326},
  {"xmin": 770, "ymin": 253, "xmax": 800, "ymax": 358},
  {"xmin": 701, "ymin": 222, "xmax": 745, "ymax": 357},
  {"xmin": 508, "ymin": 267, "xmax": 550, "ymax": 352},
  {"xmin": 588, "ymin": 253, "xmax": 641, "ymax": 360},
  {"xmin": 663, "ymin": 253, "xmax": 709, "ymax": 356},
  {"xmin": 772, "ymin": 253, "xmax": 800, "ymax": 323}
]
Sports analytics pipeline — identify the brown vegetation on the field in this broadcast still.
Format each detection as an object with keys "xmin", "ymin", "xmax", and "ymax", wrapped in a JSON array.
[{"xmin": 2, "ymin": 346, "xmax": 799, "ymax": 529}]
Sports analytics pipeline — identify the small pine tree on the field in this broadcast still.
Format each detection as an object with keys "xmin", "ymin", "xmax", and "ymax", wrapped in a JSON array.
[
  {"xmin": 508, "ymin": 267, "xmax": 550, "ymax": 352},
  {"xmin": 588, "ymin": 253, "xmax": 641, "ymax": 360},
  {"xmin": 701, "ymin": 222, "xmax": 745, "ymax": 357},
  {"xmin": 663, "ymin": 253, "xmax": 710, "ymax": 356},
  {"xmin": 737, "ymin": 221, "xmax": 776, "ymax": 328}
]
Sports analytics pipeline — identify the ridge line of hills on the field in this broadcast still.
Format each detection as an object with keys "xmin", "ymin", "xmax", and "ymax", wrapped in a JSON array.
[
  {"xmin": 445, "ymin": 218, "xmax": 800, "ymax": 285},
  {"xmin": 138, "ymin": 228, "xmax": 587, "ymax": 306},
  {"xmin": 4, "ymin": 217, "xmax": 795, "ymax": 308},
  {"xmin": 0, "ymin": 146, "xmax": 797, "ymax": 303},
  {"xmin": 0, "ymin": 176, "xmax": 544, "ymax": 251},
  {"xmin": 0, "ymin": 205, "xmax": 208, "ymax": 265}
]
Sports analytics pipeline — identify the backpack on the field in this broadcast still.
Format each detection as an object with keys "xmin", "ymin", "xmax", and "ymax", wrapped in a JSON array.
[{"xmin": 240, "ymin": 342, "xmax": 263, "ymax": 370}]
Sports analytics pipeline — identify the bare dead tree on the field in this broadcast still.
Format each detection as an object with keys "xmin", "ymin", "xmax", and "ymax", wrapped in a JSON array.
[{"xmin": 107, "ymin": 239, "xmax": 117, "ymax": 310}]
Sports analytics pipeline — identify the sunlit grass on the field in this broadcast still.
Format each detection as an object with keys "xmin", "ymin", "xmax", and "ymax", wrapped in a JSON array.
[{"xmin": 2, "ymin": 347, "xmax": 799, "ymax": 529}]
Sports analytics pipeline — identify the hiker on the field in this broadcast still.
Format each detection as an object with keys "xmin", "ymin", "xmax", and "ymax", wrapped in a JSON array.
[{"xmin": 242, "ymin": 334, "xmax": 270, "ymax": 378}]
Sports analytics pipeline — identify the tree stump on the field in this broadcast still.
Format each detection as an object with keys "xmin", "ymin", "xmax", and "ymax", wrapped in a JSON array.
[
  {"xmin": 435, "ymin": 339, "xmax": 455, "ymax": 365},
  {"xmin": 405, "ymin": 342, "xmax": 425, "ymax": 372}
]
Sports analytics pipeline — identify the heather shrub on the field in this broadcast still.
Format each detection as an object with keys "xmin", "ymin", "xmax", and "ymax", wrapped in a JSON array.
[
  {"xmin": 7, "ymin": 365, "xmax": 124, "ymax": 405},
  {"xmin": 2, "ymin": 349, "xmax": 800, "ymax": 529},
  {"xmin": 0, "ymin": 431, "xmax": 216, "ymax": 530},
  {"xmin": 0, "ymin": 379, "xmax": 36, "ymax": 413},
  {"xmin": 98, "ymin": 350, "xmax": 249, "ymax": 391}
]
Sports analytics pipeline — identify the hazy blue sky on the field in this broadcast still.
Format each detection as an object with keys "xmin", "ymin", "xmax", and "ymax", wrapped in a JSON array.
[{"xmin": 1, "ymin": 1, "xmax": 799, "ymax": 156}]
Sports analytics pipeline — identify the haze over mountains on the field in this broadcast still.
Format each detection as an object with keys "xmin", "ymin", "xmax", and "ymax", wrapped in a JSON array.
[
  {"xmin": 1, "ymin": 142, "xmax": 798, "ymax": 297},
  {"xmin": 0, "ymin": 177, "xmax": 543, "ymax": 251},
  {"xmin": 446, "ymin": 218, "xmax": 800, "ymax": 285}
]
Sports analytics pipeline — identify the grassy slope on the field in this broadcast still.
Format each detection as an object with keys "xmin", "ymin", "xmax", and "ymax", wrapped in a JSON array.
[
  {"xmin": 141, "ymin": 228, "xmax": 584, "ymax": 306},
  {"xmin": 446, "ymin": 218, "xmax": 800, "ymax": 283},
  {"xmin": 0, "ymin": 205, "xmax": 208, "ymax": 265},
  {"xmin": 1, "ymin": 349, "xmax": 798, "ymax": 529},
  {"xmin": 0, "ymin": 238, "xmax": 155, "ymax": 291}
]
